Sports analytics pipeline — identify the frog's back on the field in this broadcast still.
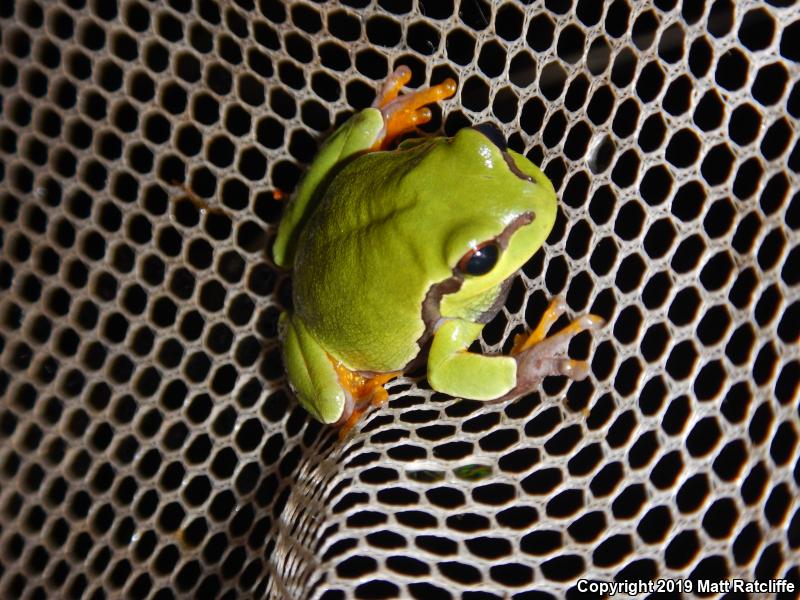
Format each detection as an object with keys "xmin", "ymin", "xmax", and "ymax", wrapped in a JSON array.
[
  {"xmin": 290, "ymin": 130, "xmax": 553, "ymax": 373},
  {"xmin": 291, "ymin": 144, "xmax": 451, "ymax": 372}
]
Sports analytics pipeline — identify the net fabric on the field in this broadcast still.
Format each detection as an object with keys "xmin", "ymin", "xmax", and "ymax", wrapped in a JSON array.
[{"xmin": 0, "ymin": 0, "xmax": 797, "ymax": 599}]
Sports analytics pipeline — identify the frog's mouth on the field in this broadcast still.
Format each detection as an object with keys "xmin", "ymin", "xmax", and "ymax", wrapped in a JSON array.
[{"xmin": 471, "ymin": 123, "xmax": 535, "ymax": 184}]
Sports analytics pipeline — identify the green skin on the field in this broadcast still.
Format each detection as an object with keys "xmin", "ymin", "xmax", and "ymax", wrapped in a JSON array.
[{"xmin": 273, "ymin": 108, "xmax": 557, "ymax": 425}]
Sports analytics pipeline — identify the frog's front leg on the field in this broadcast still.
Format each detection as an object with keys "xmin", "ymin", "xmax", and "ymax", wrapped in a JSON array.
[
  {"xmin": 428, "ymin": 319, "xmax": 519, "ymax": 400},
  {"xmin": 279, "ymin": 313, "xmax": 397, "ymax": 437},
  {"xmin": 427, "ymin": 299, "xmax": 603, "ymax": 402}
]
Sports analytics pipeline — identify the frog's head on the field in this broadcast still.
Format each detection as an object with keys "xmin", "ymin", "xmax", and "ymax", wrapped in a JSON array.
[{"xmin": 408, "ymin": 124, "xmax": 558, "ymax": 321}]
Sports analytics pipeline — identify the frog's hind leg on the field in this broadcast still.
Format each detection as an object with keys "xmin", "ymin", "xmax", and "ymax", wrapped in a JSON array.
[
  {"xmin": 279, "ymin": 313, "xmax": 350, "ymax": 425},
  {"xmin": 373, "ymin": 66, "xmax": 457, "ymax": 148},
  {"xmin": 280, "ymin": 312, "xmax": 399, "ymax": 438}
]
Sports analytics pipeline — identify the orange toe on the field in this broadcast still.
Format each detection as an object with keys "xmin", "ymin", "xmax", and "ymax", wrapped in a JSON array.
[
  {"xmin": 374, "ymin": 65, "xmax": 413, "ymax": 109},
  {"xmin": 331, "ymin": 359, "xmax": 399, "ymax": 438},
  {"xmin": 377, "ymin": 72, "xmax": 457, "ymax": 148}
]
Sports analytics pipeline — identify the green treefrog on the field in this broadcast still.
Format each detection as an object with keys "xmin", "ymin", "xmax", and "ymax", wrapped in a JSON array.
[{"xmin": 273, "ymin": 66, "xmax": 602, "ymax": 435}]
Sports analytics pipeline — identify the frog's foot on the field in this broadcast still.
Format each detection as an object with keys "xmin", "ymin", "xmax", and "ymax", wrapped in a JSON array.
[
  {"xmin": 373, "ymin": 65, "xmax": 456, "ymax": 148},
  {"xmin": 505, "ymin": 297, "xmax": 604, "ymax": 399},
  {"xmin": 332, "ymin": 363, "xmax": 399, "ymax": 440}
]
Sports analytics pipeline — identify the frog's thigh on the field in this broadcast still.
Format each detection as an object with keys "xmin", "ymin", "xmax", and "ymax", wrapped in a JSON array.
[
  {"xmin": 272, "ymin": 109, "xmax": 385, "ymax": 267},
  {"xmin": 279, "ymin": 312, "xmax": 347, "ymax": 424},
  {"xmin": 428, "ymin": 319, "xmax": 517, "ymax": 401}
]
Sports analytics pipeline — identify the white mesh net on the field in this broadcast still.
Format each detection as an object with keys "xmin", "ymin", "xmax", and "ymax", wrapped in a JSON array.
[{"xmin": 0, "ymin": 0, "xmax": 798, "ymax": 598}]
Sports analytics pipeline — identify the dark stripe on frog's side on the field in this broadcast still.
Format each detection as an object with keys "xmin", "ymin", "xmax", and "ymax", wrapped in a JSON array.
[
  {"xmin": 470, "ymin": 123, "xmax": 534, "ymax": 184},
  {"xmin": 502, "ymin": 152, "xmax": 535, "ymax": 183},
  {"xmin": 484, "ymin": 210, "xmax": 535, "ymax": 253},
  {"xmin": 391, "ymin": 274, "xmax": 462, "ymax": 375},
  {"xmin": 407, "ymin": 211, "xmax": 536, "ymax": 371}
]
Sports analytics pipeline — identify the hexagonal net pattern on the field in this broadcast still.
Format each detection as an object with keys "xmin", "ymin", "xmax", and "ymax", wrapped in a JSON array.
[{"xmin": 0, "ymin": 0, "xmax": 797, "ymax": 598}]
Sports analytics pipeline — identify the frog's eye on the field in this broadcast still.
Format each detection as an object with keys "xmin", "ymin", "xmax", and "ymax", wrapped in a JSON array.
[{"xmin": 457, "ymin": 241, "xmax": 500, "ymax": 276}]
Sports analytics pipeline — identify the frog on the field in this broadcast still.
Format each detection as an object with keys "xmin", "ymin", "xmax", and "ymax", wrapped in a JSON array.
[{"xmin": 272, "ymin": 66, "xmax": 603, "ymax": 436}]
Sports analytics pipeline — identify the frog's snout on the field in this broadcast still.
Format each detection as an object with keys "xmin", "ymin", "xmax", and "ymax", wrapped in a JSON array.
[{"xmin": 471, "ymin": 122, "xmax": 508, "ymax": 152}]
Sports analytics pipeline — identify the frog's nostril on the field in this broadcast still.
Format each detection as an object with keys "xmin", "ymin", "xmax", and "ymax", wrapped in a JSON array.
[{"xmin": 472, "ymin": 122, "xmax": 507, "ymax": 152}]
